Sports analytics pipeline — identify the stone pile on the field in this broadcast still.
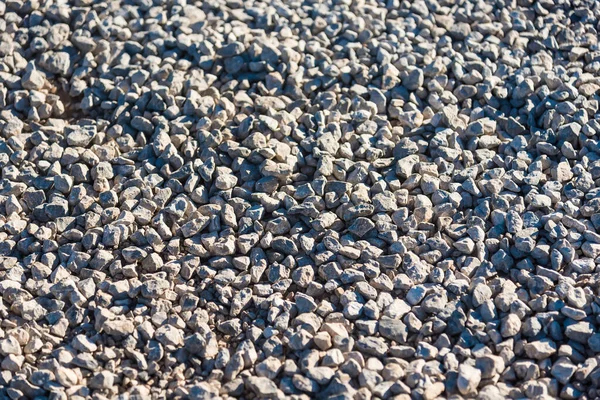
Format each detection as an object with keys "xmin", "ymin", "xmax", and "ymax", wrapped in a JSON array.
[{"xmin": 1, "ymin": 0, "xmax": 600, "ymax": 399}]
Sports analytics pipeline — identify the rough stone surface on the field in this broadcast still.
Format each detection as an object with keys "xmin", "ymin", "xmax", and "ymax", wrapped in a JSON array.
[{"xmin": 1, "ymin": 0, "xmax": 600, "ymax": 399}]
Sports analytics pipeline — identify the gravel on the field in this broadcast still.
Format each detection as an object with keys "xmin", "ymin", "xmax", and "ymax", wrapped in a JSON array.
[{"xmin": 1, "ymin": 0, "xmax": 600, "ymax": 399}]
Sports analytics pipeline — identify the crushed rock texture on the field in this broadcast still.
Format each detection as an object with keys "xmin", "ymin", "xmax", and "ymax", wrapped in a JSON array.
[{"xmin": 1, "ymin": 0, "xmax": 600, "ymax": 399}]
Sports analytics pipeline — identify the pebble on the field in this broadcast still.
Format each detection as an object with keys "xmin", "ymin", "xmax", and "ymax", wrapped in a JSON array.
[{"xmin": 457, "ymin": 364, "xmax": 481, "ymax": 396}]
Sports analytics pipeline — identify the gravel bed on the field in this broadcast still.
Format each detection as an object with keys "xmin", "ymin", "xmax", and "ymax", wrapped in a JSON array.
[{"xmin": 1, "ymin": 0, "xmax": 600, "ymax": 399}]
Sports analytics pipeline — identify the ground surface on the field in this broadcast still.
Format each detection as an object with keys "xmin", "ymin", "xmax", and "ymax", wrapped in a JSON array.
[{"xmin": 1, "ymin": 0, "xmax": 600, "ymax": 399}]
